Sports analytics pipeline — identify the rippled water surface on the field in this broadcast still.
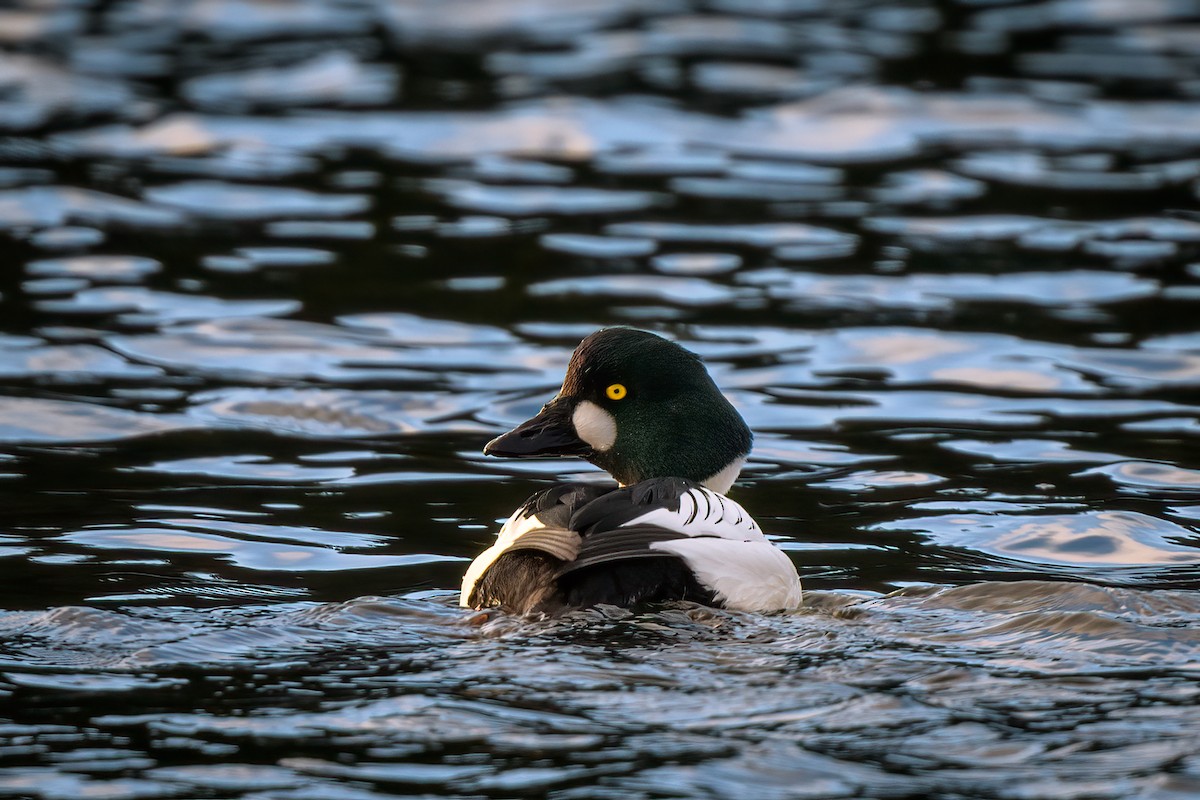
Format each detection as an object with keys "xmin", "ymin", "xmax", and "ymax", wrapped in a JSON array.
[{"xmin": 2, "ymin": 0, "xmax": 1200, "ymax": 797}]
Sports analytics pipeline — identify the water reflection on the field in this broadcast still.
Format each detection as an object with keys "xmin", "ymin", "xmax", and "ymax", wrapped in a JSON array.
[
  {"xmin": 3, "ymin": 588, "xmax": 1200, "ymax": 797},
  {"xmin": 875, "ymin": 511, "xmax": 1200, "ymax": 571},
  {"xmin": 63, "ymin": 526, "xmax": 449, "ymax": 573},
  {"xmin": 1, "ymin": 0, "xmax": 1199, "ymax": 796}
]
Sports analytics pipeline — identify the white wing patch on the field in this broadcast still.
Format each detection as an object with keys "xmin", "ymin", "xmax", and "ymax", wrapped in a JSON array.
[
  {"xmin": 625, "ymin": 487, "xmax": 801, "ymax": 612},
  {"xmin": 650, "ymin": 538, "xmax": 802, "ymax": 612},
  {"xmin": 622, "ymin": 487, "xmax": 765, "ymax": 541},
  {"xmin": 459, "ymin": 506, "xmax": 546, "ymax": 607}
]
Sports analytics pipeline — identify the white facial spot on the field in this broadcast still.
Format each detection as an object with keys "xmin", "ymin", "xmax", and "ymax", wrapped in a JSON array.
[{"xmin": 572, "ymin": 400, "xmax": 617, "ymax": 452}]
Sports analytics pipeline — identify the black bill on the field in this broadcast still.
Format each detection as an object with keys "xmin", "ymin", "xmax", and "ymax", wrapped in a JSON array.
[{"xmin": 483, "ymin": 399, "xmax": 591, "ymax": 458}]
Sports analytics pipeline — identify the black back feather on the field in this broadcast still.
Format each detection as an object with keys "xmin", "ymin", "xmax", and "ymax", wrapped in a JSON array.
[
  {"xmin": 570, "ymin": 477, "xmax": 698, "ymax": 533},
  {"xmin": 559, "ymin": 525, "xmax": 691, "ymax": 575},
  {"xmin": 518, "ymin": 482, "xmax": 616, "ymax": 527},
  {"xmin": 560, "ymin": 558, "xmax": 716, "ymax": 608}
]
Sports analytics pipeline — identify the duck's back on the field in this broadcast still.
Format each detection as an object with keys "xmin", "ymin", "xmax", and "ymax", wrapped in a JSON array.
[{"xmin": 461, "ymin": 478, "xmax": 801, "ymax": 614}]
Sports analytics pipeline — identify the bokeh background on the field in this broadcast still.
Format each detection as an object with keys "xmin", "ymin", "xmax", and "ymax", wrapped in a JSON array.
[{"xmin": 2, "ymin": 1, "xmax": 1200, "ymax": 798}]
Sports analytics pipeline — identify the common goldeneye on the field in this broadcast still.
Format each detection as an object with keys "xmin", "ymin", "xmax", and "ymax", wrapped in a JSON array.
[{"xmin": 460, "ymin": 327, "xmax": 802, "ymax": 614}]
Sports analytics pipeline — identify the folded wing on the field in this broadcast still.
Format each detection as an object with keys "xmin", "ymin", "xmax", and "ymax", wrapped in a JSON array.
[{"xmin": 561, "ymin": 479, "xmax": 800, "ymax": 612}]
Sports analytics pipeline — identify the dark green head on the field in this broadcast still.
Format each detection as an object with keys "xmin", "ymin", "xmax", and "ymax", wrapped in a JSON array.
[{"xmin": 485, "ymin": 328, "xmax": 752, "ymax": 491}]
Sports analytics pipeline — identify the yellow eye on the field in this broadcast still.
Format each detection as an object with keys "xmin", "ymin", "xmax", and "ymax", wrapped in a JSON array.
[{"xmin": 606, "ymin": 383, "xmax": 627, "ymax": 401}]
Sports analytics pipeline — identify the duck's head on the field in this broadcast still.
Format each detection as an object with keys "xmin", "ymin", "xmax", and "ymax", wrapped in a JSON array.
[{"xmin": 485, "ymin": 328, "xmax": 752, "ymax": 493}]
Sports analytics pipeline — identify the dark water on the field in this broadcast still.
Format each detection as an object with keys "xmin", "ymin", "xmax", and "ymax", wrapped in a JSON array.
[{"xmin": 2, "ymin": 0, "xmax": 1200, "ymax": 797}]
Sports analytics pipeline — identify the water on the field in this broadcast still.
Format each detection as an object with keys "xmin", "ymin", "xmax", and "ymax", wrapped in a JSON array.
[{"xmin": 2, "ymin": 0, "xmax": 1200, "ymax": 797}]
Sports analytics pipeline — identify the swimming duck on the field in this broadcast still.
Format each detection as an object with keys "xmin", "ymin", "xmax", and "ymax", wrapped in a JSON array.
[{"xmin": 460, "ymin": 327, "xmax": 802, "ymax": 614}]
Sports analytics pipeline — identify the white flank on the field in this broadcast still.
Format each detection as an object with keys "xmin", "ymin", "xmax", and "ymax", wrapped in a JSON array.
[
  {"xmin": 623, "ymin": 487, "xmax": 764, "ymax": 541},
  {"xmin": 701, "ymin": 456, "xmax": 745, "ymax": 494},
  {"xmin": 650, "ymin": 538, "xmax": 803, "ymax": 612},
  {"xmin": 571, "ymin": 400, "xmax": 617, "ymax": 452},
  {"xmin": 459, "ymin": 506, "xmax": 544, "ymax": 606}
]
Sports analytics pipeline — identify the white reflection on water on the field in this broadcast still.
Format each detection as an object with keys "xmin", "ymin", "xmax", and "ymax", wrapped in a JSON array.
[
  {"xmin": 25, "ymin": 255, "xmax": 161, "ymax": 282},
  {"xmin": 1082, "ymin": 461, "xmax": 1200, "ymax": 491},
  {"xmin": 0, "ymin": 396, "xmax": 193, "ymax": 443},
  {"xmin": 126, "ymin": 455, "xmax": 355, "ymax": 483},
  {"xmin": 62, "ymin": 526, "xmax": 455, "ymax": 573},
  {"xmin": 876, "ymin": 510, "xmax": 1200, "ymax": 568}
]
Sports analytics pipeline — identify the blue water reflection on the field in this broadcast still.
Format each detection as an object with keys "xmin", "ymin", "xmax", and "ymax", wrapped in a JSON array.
[{"xmin": 0, "ymin": 0, "xmax": 1199, "ymax": 797}]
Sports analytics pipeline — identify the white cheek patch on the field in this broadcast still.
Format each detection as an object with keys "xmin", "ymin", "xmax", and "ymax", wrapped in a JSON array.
[{"xmin": 571, "ymin": 400, "xmax": 617, "ymax": 452}]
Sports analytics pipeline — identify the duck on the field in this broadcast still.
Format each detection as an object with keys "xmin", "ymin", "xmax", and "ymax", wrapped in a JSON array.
[{"xmin": 460, "ymin": 327, "xmax": 802, "ymax": 614}]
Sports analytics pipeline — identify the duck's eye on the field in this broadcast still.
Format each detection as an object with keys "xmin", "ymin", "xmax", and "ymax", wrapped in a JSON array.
[{"xmin": 605, "ymin": 383, "xmax": 627, "ymax": 401}]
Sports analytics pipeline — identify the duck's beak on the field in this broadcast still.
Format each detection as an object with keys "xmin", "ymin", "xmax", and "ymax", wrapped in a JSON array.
[{"xmin": 484, "ymin": 398, "xmax": 590, "ymax": 458}]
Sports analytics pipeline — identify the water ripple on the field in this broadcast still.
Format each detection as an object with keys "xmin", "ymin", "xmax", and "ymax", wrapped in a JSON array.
[
  {"xmin": 2, "ymin": 1, "xmax": 1200, "ymax": 796},
  {"xmin": 874, "ymin": 511, "xmax": 1200, "ymax": 573}
]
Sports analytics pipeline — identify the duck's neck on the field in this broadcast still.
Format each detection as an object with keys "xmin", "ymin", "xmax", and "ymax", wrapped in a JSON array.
[
  {"xmin": 614, "ymin": 456, "xmax": 745, "ymax": 494},
  {"xmin": 700, "ymin": 456, "xmax": 745, "ymax": 494}
]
